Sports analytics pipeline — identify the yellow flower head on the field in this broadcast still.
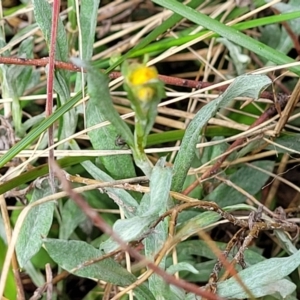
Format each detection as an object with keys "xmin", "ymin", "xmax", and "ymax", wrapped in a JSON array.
[
  {"xmin": 128, "ymin": 65, "xmax": 158, "ymax": 86},
  {"xmin": 122, "ymin": 62, "xmax": 164, "ymax": 104}
]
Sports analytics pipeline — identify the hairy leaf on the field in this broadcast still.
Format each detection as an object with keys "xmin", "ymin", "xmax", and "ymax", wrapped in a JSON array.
[
  {"xmin": 16, "ymin": 180, "xmax": 55, "ymax": 268},
  {"xmin": 207, "ymin": 160, "xmax": 275, "ymax": 206},
  {"xmin": 172, "ymin": 74, "xmax": 271, "ymax": 192},
  {"xmin": 217, "ymin": 250, "xmax": 300, "ymax": 298},
  {"xmin": 74, "ymin": 0, "xmax": 100, "ymax": 91},
  {"xmin": 44, "ymin": 239, "xmax": 155, "ymax": 300},
  {"xmin": 101, "ymin": 158, "xmax": 172, "ymax": 253}
]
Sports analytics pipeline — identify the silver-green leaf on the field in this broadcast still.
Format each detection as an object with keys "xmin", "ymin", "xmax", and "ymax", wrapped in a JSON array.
[{"xmin": 172, "ymin": 74, "xmax": 271, "ymax": 191}]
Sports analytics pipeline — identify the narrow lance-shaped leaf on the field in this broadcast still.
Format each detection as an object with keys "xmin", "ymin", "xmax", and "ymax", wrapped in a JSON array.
[
  {"xmin": 143, "ymin": 158, "xmax": 172, "ymax": 298},
  {"xmin": 59, "ymin": 199, "xmax": 86, "ymax": 240},
  {"xmin": 86, "ymin": 63, "xmax": 136, "ymax": 179},
  {"xmin": 80, "ymin": 62, "xmax": 134, "ymax": 146},
  {"xmin": 171, "ymin": 74, "xmax": 271, "ymax": 192},
  {"xmin": 101, "ymin": 158, "xmax": 172, "ymax": 253},
  {"xmin": 16, "ymin": 179, "xmax": 55, "ymax": 268},
  {"xmin": 74, "ymin": 0, "xmax": 100, "ymax": 91},
  {"xmin": 217, "ymin": 250, "xmax": 300, "ymax": 298},
  {"xmin": 32, "ymin": 0, "xmax": 68, "ymax": 63},
  {"xmin": 44, "ymin": 239, "xmax": 155, "ymax": 300}
]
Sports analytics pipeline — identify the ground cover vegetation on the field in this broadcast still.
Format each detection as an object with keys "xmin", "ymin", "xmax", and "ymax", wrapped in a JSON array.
[{"xmin": 0, "ymin": 0, "xmax": 300, "ymax": 299}]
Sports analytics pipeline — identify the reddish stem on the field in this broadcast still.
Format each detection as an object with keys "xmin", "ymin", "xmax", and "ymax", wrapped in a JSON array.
[
  {"xmin": 0, "ymin": 56, "xmax": 277, "ymax": 100},
  {"xmin": 47, "ymin": 0, "xmax": 60, "ymax": 192}
]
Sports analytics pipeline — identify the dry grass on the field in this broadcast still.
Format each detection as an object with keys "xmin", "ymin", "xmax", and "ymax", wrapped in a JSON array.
[{"xmin": 0, "ymin": 0, "xmax": 300, "ymax": 299}]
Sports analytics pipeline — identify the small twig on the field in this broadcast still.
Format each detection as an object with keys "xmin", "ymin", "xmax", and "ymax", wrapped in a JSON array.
[
  {"xmin": 220, "ymin": 223, "xmax": 261, "ymax": 282},
  {"xmin": 0, "ymin": 56, "xmax": 82, "ymax": 72},
  {"xmin": 30, "ymin": 270, "xmax": 70, "ymax": 300},
  {"xmin": 264, "ymin": 153, "xmax": 289, "ymax": 208},
  {"xmin": 274, "ymin": 79, "xmax": 300, "ymax": 135},
  {"xmin": 45, "ymin": 264, "xmax": 53, "ymax": 300},
  {"xmin": 0, "ymin": 195, "xmax": 25, "ymax": 300},
  {"xmin": 198, "ymin": 227, "xmax": 255, "ymax": 300},
  {"xmin": 207, "ymin": 228, "xmax": 246, "ymax": 290}
]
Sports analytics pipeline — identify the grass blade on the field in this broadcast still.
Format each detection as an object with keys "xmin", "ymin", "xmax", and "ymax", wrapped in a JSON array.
[{"xmin": 152, "ymin": 0, "xmax": 300, "ymax": 76}]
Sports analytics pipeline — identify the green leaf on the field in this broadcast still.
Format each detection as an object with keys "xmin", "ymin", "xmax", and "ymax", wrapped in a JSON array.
[
  {"xmin": 101, "ymin": 215, "xmax": 157, "ymax": 253},
  {"xmin": 142, "ymin": 159, "xmax": 174, "ymax": 299},
  {"xmin": 23, "ymin": 260, "xmax": 45, "ymax": 287},
  {"xmin": 174, "ymin": 211, "xmax": 221, "ymax": 243},
  {"xmin": 84, "ymin": 63, "xmax": 134, "ymax": 147},
  {"xmin": 217, "ymin": 250, "xmax": 300, "ymax": 298},
  {"xmin": 217, "ymin": 38, "xmax": 250, "ymax": 75},
  {"xmin": 140, "ymin": 157, "xmax": 173, "ymax": 216},
  {"xmin": 74, "ymin": 0, "xmax": 100, "ymax": 91},
  {"xmin": 176, "ymin": 239, "xmax": 265, "ymax": 265},
  {"xmin": 15, "ymin": 37, "xmax": 34, "ymax": 96},
  {"xmin": 207, "ymin": 160, "xmax": 275, "ymax": 207},
  {"xmin": 101, "ymin": 158, "xmax": 172, "ymax": 252},
  {"xmin": 10, "ymin": 23, "xmax": 38, "ymax": 44},
  {"xmin": 86, "ymin": 70, "xmax": 136, "ymax": 179},
  {"xmin": 275, "ymin": 231, "xmax": 298, "ymax": 256},
  {"xmin": 182, "ymin": 261, "xmax": 216, "ymax": 283},
  {"xmin": 151, "ymin": 0, "xmax": 300, "ymax": 76},
  {"xmin": 144, "ymin": 221, "xmax": 170, "ymax": 299},
  {"xmin": 172, "ymin": 74, "xmax": 271, "ymax": 192},
  {"xmin": 44, "ymin": 239, "xmax": 155, "ymax": 300},
  {"xmin": 16, "ymin": 180, "xmax": 55, "ymax": 268},
  {"xmin": 184, "ymin": 293, "xmax": 201, "ymax": 300},
  {"xmin": 59, "ymin": 199, "xmax": 86, "ymax": 240},
  {"xmin": 32, "ymin": 0, "xmax": 68, "ymax": 63},
  {"xmin": 260, "ymin": 1, "xmax": 300, "ymax": 59}
]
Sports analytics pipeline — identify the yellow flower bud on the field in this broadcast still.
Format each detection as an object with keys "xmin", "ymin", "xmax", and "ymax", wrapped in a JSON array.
[
  {"xmin": 128, "ymin": 66, "xmax": 158, "ymax": 86},
  {"xmin": 136, "ymin": 86, "xmax": 155, "ymax": 102}
]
